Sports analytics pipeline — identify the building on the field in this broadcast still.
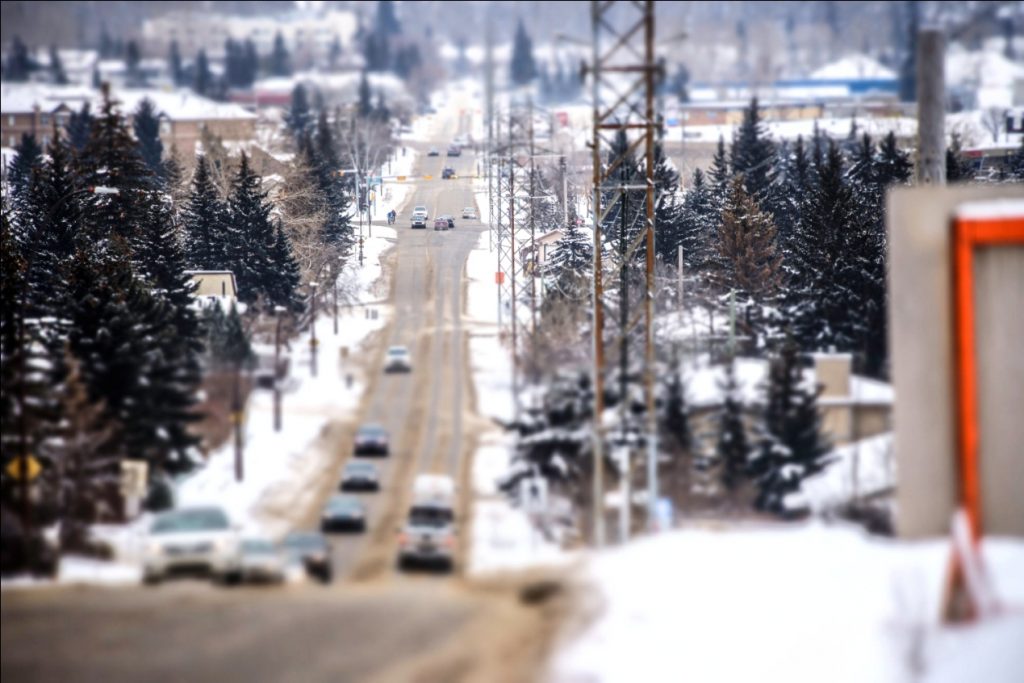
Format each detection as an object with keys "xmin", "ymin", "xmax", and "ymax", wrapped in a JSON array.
[
  {"xmin": 188, "ymin": 271, "xmax": 238, "ymax": 300},
  {"xmin": 0, "ymin": 83, "xmax": 256, "ymax": 156},
  {"xmin": 685, "ymin": 354, "xmax": 892, "ymax": 452}
]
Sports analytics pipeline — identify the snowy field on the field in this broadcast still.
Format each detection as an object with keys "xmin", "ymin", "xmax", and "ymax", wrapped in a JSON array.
[{"xmin": 552, "ymin": 523, "xmax": 1024, "ymax": 683}]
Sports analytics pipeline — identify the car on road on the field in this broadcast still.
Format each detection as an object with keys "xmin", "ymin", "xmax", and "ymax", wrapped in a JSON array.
[
  {"xmin": 427, "ymin": 147, "xmax": 440, "ymax": 156},
  {"xmin": 340, "ymin": 460, "xmax": 380, "ymax": 491},
  {"xmin": 434, "ymin": 217, "xmax": 449, "ymax": 231},
  {"xmin": 446, "ymin": 144, "xmax": 461, "ymax": 157},
  {"xmin": 413, "ymin": 474, "xmax": 456, "ymax": 508},
  {"xmin": 281, "ymin": 531, "xmax": 332, "ymax": 583},
  {"xmin": 462, "ymin": 207, "xmax": 477, "ymax": 220},
  {"xmin": 143, "ymin": 506, "xmax": 243, "ymax": 585},
  {"xmin": 412, "ymin": 205, "xmax": 429, "ymax": 220},
  {"xmin": 238, "ymin": 537, "xmax": 287, "ymax": 584},
  {"xmin": 442, "ymin": 215, "xmax": 455, "ymax": 229},
  {"xmin": 354, "ymin": 423, "xmax": 390, "ymax": 456},
  {"xmin": 441, "ymin": 167, "xmax": 456, "ymax": 179},
  {"xmin": 321, "ymin": 495, "xmax": 367, "ymax": 533},
  {"xmin": 411, "ymin": 216, "xmax": 427, "ymax": 229},
  {"xmin": 397, "ymin": 503, "xmax": 457, "ymax": 572},
  {"xmin": 384, "ymin": 345, "xmax": 412, "ymax": 373}
]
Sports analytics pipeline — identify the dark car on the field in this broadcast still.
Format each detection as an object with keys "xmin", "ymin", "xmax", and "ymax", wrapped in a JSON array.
[
  {"xmin": 446, "ymin": 145, "xmax": 461, "ymax": 157},
  {"xmin": 340, "ymin": 461, "xmax": 380, "ymax": 491},
  {"xmin": 354, "ymin": 424, "xmax": 389, "ymax": 456},
  {"xmin": 441, "ymin": 167, "xmax": 456, "ymax": 179},
  {"xmin": 281, "ymin": 531, "xmax": 332, "ymax": 583},
  {"xmin": 434, "ymin": 217, "xmax": 449, "ymax": 231},
  {"xmin": 443, "ymin": 215, "xmax": 455, "ymax": 229},
  {"xmin": 427, "ymin": 147, "xmax": 440, "ymax": 156},
  {"xmin": 321, "ymin": 495, "xmax": 367, "ymax": 533}
]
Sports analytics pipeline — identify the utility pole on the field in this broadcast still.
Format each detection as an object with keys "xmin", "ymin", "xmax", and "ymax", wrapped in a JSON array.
[
  {"xmin": 509, "ymin": 147, "xmax": 521, "ymax": 422},
  {"xmin": 273, "ymin": 305, "xmax": 285, "ymax": 432},
  {"xmin": 587, "ymin": 0, "xmax": 659, "ymax": 545},
  {"xmin": 309, "ymin": 281, "xmax": 318, "ymax": 378},
  {"xmin": 528, "ymin": 96, "xmax": 538, "ymax": 333},
  {"xmin": 916, "ymin": 29, "xmax": 946, "ymax": 185},
  {"xmin": 232, "ymin": 358, "xmax": 244, "ymax": 481}
]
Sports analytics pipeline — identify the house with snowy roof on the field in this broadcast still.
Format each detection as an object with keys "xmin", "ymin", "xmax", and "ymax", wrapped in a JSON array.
[
  {"xmin": 684, "ymin": 353, "xmax": 893, "ymax": 453},
  {"xmin": 0, "ymin": 83, "xmax": 257, "ymax": 156}
]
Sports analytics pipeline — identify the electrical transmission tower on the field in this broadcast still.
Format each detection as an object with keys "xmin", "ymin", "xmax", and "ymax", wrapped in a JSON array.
[{"xmin": 586, "ymin": 0, "xmax": 660, "ymax": 545}]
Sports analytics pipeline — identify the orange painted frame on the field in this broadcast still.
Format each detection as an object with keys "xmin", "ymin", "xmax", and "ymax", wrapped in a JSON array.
[{"xmin": 952, "ymin": 213, "xmax": 1024, "ymax": 541}]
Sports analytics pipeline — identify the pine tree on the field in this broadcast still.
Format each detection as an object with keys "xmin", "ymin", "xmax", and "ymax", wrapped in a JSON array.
[
  {"xmin": 376, "ymin": 0, "xmax": 402, "ymax": 36},
  {"xmin": 287, "ymin": 84, "xmax": 313, "ymax": 135},
  {"xmin": 306, "ymin": 117, "xmax": 353, "ymax": 257},
  {"xmin": 8, "ymin": 134, "xmax": 43, "ymax": 204},
  {"xmin": 76, "ymin": 88, "xmax": 157, "ymax": 244},
  {"xmin": 715, "ymin": 360, "xmax": 750, "ymax": 495},
  {"xmin": 328, "ymin": 35, "xmax": 343, "ymax": 70},
  {"xmin": 676, "ymin": 168, "xmax": 716, "ymax": 274},
  {"xmin": 226, "ymin": 153, "xmax": 277, "ymax": 306},
  {"xmin": 270, "ymin": 31, "xmax": 291, "ymax": 77},
  {"xmin": 946, "ymin": 133, "xmax": 974, "ymax": 183},
  {"xmin": 243, "ymin": 40, "xmax": 259, "ymax": 86},
  {"xmin": 542, "ymin": 205, "xmax": 592, "ymax": 306},
  {"xmin": 194, "ymin": 49, "xmax": 212, "ymax": 96},
  {"xmin": 181, "ymin": 155, "xmax": 231, "ymax": 270},
  {"xmin": 49, "ymin": 45, "xmax": 68, "ymax": 84},
  {"xmin": 2, "ymin": 36, "xmax": 34, "ymax": 81},
  {"xmin": 662, "ymin": 369, "xmax": 691, "ymax": 453},
  {"xmin": 652, "ymin": 143, "xmax": 684, "ymax": 264},
  {"xmin": 133, "ymin": 98, "xmax": 165, "ymax": 179},
  {"xmin": 729, "ymin": 98, "xmax": 776, "ymax": 200},
  {"xmin": 66, "ymin": 102, "xmax": 93, "ymax": 152},
  {"xmin": 713, "ymin": 175, "xmax": 783, "ymax": 305},
  {"xmin": 168, "ymin": 40, "xmax": 183, "ymax": 86},
  {"xmin": 216, "ymin": 303, "xmax": 252, "ymax": 369},
  {"xmin": 510, "ymin": 20, "xmax": 537, "ymax": 86},
  {"xmin": 709, "ymin": 135, "xmax": 731, "ymax": 200},
  {"xmin": 125, "ymin": 40, "xmax": 143, "ymax": 86},
  {"xmin": 267, "ymin": 219, "xmax": 304, "ymax": 312},
  {"xmin": 358, "ymin": 71, "xmax": 373, "ymax": 118},
  {"xmin": 750, "ymin": 339, "xmax": 831, "ymax": 514}
]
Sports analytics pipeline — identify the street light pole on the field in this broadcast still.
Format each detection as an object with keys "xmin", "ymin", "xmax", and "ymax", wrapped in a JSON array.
[
  {"xmin": 274, "ymin": 305, "xmax": 285, "ymax": 432},
  {"xmin": 309, "ymin": 281, "xmax": 319, "ymax": 378}
]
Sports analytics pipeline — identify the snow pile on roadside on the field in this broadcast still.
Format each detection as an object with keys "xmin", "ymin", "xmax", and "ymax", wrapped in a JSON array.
[
  {"xmin": 552, "ymin": 523, "xmax": 1024, "ymax": 683},
  {"xmin": 787, "ymin": 433, "xmax": 895, "ymax": 513}
]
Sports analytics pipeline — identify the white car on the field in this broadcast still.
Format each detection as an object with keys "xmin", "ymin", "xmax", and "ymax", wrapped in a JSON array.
[
  {"xmin": 413, "ymin": 474, "xmax": 456, "ymax": 508},
  {"xmin": 238, "ymin": 538, "xmax": 287, "ymax": 583},
  {"xmin": 397, "ymin": 503, "xmax": 456, "ymax": 572},
  {"xmin": 384, "ymin": 345, "xmax": 412, "ymax": 373},
  {"xmin": 461, "ymin": 207, "xmax": 477, "ymax": 220},
  {"xmin": 412, "ymin": 205, "xmax": 429, "ymax": 221},
  {"xmin": 143, "ymin": 506, "xmax": 243, "ymax": 585}
]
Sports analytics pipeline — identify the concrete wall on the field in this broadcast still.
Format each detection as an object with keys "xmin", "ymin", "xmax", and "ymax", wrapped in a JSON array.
[{"xmin": 888, "ymin": 185, "xmax": 1024, "ymax": 538}]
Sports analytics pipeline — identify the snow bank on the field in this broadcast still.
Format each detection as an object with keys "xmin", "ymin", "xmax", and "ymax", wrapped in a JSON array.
[
  {"xmin": 553, "ymin": 524, "xmax": 1024, "ymax": 683},
  {"xmin": 788, "ymin": 433, "xmax": 895, "ymax": 513}
]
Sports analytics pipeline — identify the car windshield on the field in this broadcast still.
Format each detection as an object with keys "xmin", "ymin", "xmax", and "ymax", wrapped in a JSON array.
[
  {"xmin": 151, "ymin": 508, "xmax": 230, "ymax": 534},
  {"xmin": 388, "ymin": 347, "xmax": 407, "ymax": 356},
  {"xmin": 345, "ymin": 462, "xmax": 375, "ymax": 473},
  {"xmin": 358, "ymin": 425, "xmax": 386, "ymax": 438},
  {"xmin": 408, "ymin": 506, "xmax": 453, "ymax": 528},
  {"xmin": 282, "ymin": 533, "xmax": 325, "ymax": 550},
  {"xmin": 327, "ymin": 498, "xmax": 363, "ymax": 513},
  {"xmin": 241, "ymin": 539, "xmax": 277, "ymax": 554}
]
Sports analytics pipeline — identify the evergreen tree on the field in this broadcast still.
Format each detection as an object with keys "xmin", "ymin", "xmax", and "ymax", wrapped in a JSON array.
[
  {"xmin": 168, "ymin": 40, "xmax": 183, "ymax": 86},
  {"xmin": 328, "ymin": 35, "xmax": 343, "ymax": 70},
  {"xmin": 542, "ymin": 204, "xmax": 592, "ymax": 306},
  {"xmin": 376, "ymin": 0, "xmax": 402, "ymax": 36},
  {"xmin": 357, "ymin": 71, "xmax": 373, "ymax": 118},
  {"xmin": 181, "ymin": 155, "xmax": 231, "ymax": 270},
  {"xmin": 374, "ymin": 91, "xmax": 390, "ymax": 122},
  {"xmin": 226, "ymin": 153, "xmax": 277, "ymax": 306},
  {"xmin": 510, "ymin": 19, "xmax": 537, "ymax": 86},
  {"xmin": 49, "ymin": 45, "xmax": 68, "ymax": 84},
  {"xmin": 287, "ymin": 83, "xmax": 313, "ymax": 135},
  {"xmin": 730, "ymin": 98, "xmax": 776, "ymax": 200},
  {"xmin": 946, "ymin": 133, "xmax": 974, "ymax": 183},
  {"xmin": 715, "ymin": 360, "xmax": 750, "ymax": 494},
  {"xmin": 750, "ymin": 339, "xmax": 831, "ymax": 514},
  {"xmin": 133, "ymin": 98, "xmax": 164, "ymax": 179},
  {"xmin": 125, "ymin": 40, "xmax": 143, "ymax": 86},
  {"xmin": 8, "ymin": 134, "xmax": 43, "ymax": 205},
  {"xmin": 243, "ymin": 40, "xmax": 259, "ymax": 86},
  {"xmin": 713, "ymin": 175, "xmax": 783, "ymax": 305},
  {"xmin": 873, "ymin": 131, "xmax": 913, "ymax": 189},
  {"xmin": 676, "ymin": 168, "xmax": 717, "ymax": 274},
  {"xmin": 2, "ymin": 36, "xmax": 34, "ymax": 81},
  {"xmin": 270, "ymin": 31, "xmax": 291, "ymax": 77},
  {"xmin": 652, "ymin": 143, "xmax": 684, "ymax": 264},
  {"xmin": 76, "ymin": 88, "xmax": 157, "ymax": 244},
  {"xmin": 267, "ymin": 220, "xmax": 304, "ymax": 312},
  {"xmin": 662, "ymin": 369, "xmax": 691, "ymax": 453},
  {"xmin": 709, "ymin": 135, "xmax": 731, "ymax": 197},
  {"xmin": 213, "ymin": 303, "xmax": 252, "ymax": 369},
  {"xmin": 194, "ymin": 49, "xmax": 212, "ymax": 96},
  {"xmin": 66, "ymin": 102, "xmax": 93, "ymax": 152}
]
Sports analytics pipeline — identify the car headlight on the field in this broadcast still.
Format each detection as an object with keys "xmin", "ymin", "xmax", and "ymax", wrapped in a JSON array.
[{"xmin": 146, "ymin": 541, "xmax": 163, "ymax": 555}]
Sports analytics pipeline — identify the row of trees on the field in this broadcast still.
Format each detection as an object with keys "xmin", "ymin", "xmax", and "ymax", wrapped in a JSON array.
[{"xmin": 1, "ymin": 88, "xmax": 354, "ymax": 570}]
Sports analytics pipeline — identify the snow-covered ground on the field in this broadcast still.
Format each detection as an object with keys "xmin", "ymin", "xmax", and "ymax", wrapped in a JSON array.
[
  {"xmin": 552, "ymin": 523, "xmax": 1024, "ymax": 683},
  {"xmin": 464, "ymin": 225, "xmax": 570, "ymax": 575},
  {"xmin": 788, "ymin": 433, "xmax": 895, "ymax": 514}
]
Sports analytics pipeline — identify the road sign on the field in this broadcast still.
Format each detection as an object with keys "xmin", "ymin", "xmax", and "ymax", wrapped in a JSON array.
[
  {"xmin": 119, "ymin": 460, "xmax": 148, "ymax": 498},
  {"xmin": 495, "ymin": 271, "xmax": 505, "ymax": 284},
  {"xmin": 6, "ymin": 455, "xmax": 41, "ymax": 481},
  {"xmin": 396, "ymin": 175, "xmax": 407, "ymax": 182}
]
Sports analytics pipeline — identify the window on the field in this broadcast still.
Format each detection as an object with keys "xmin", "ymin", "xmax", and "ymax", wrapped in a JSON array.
[{"xmin": 40, "ymin": 113, "xmax": 50, "ymax": 126}]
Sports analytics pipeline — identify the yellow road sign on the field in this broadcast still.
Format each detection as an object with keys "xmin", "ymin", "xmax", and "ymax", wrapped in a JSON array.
[
  {"xmin": 397, "ymin": 175, "xmax": 406, "ymax": 182},
  {"xmin": 423, "ymin": 175, "xmax": 433, "ymax": 180},
  {"xmin": 6, "ymin": 455, "xmax": 41, "ymax": 481}
]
